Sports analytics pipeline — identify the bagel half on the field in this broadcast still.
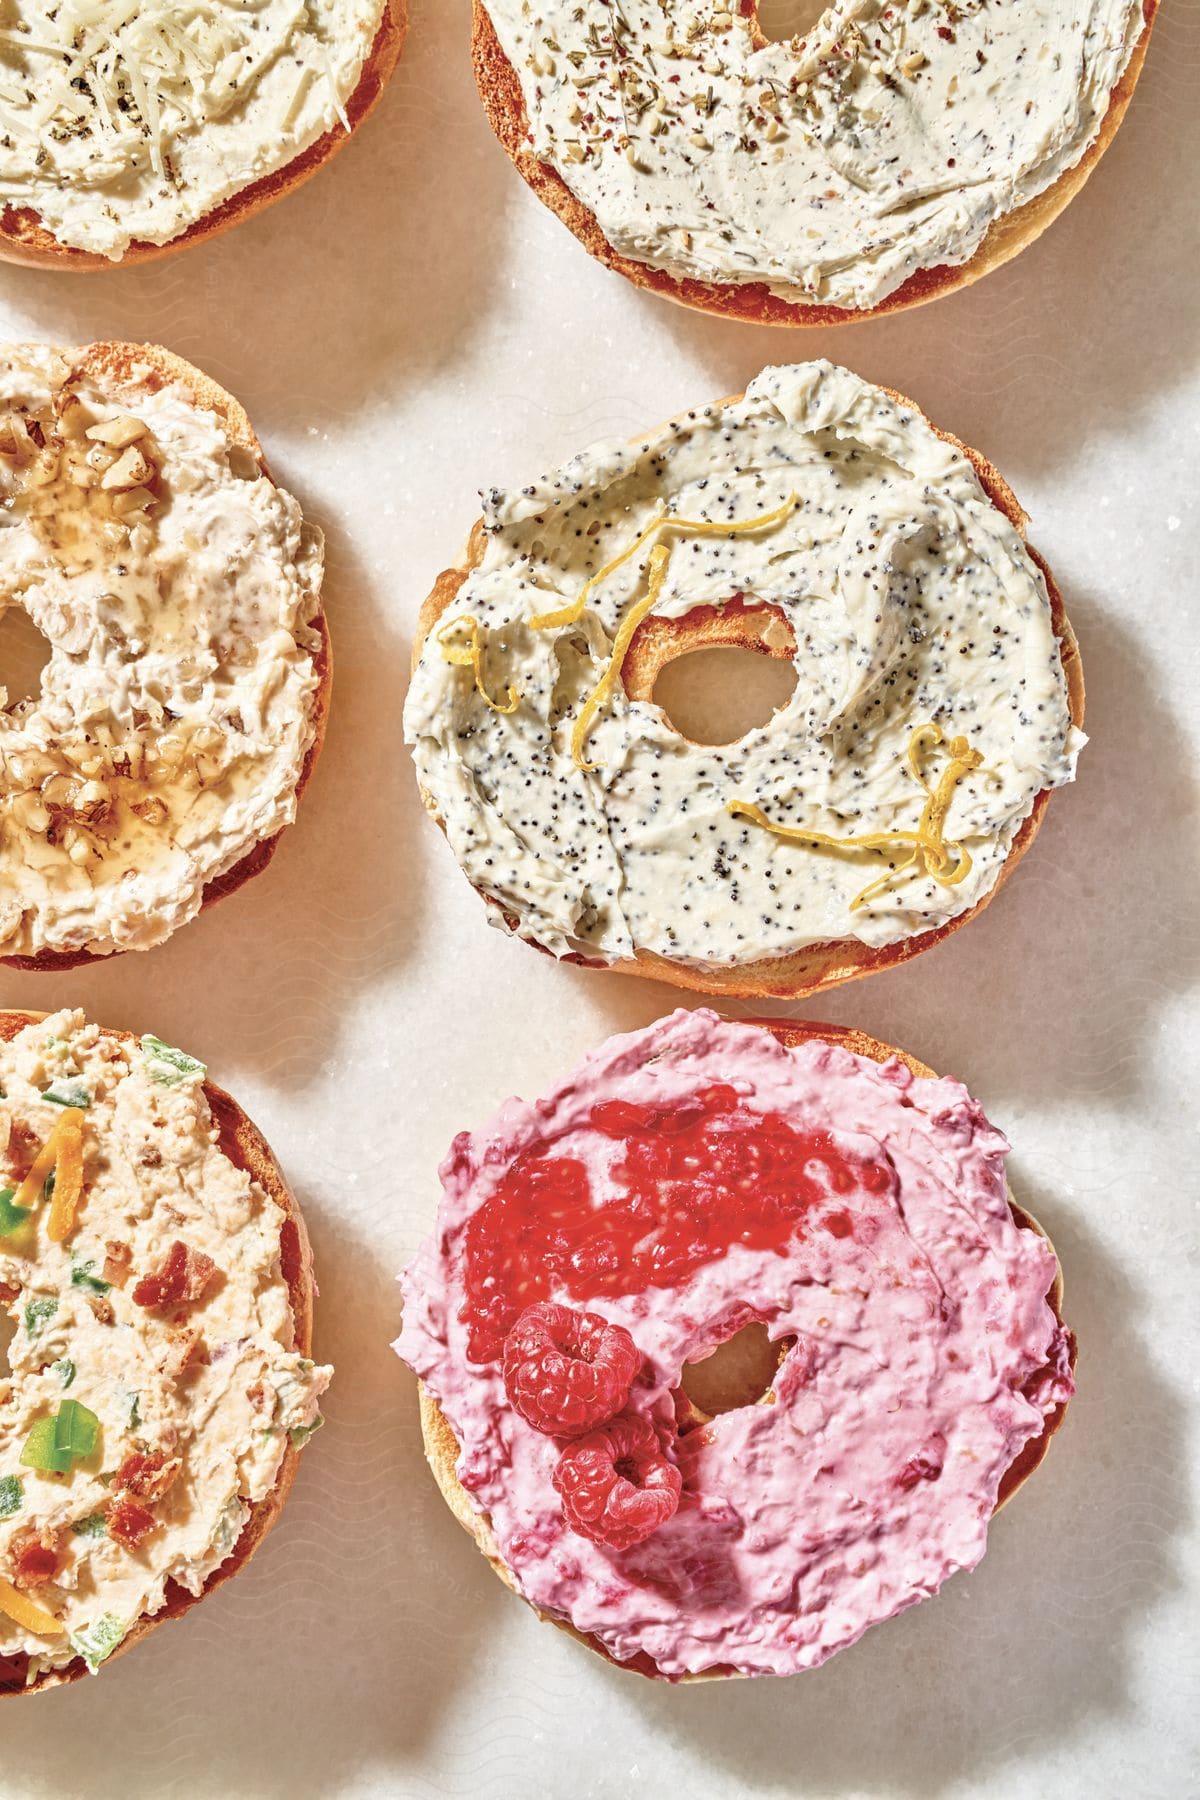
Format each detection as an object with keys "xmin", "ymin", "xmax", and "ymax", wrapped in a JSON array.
[
  {"xmin": 0, "ymin": 341, "xmax": 332, "ymax": 973},
  {"xmin": 0, "ymin": 0, "xmax": 407, "ymax": 269},
  {"xmin": 417, "ymin": 1015, "xmax": 1075, "ymax": 1681},
  {"xmin": 412, "ymin": 381, "xmax": 1084, "ymax": 1002},
  {"xmin": 471, "ymin": 0, "xmax": 1157, "ymax": 326},
  {"xmin": 0, "ymin": 1009, "xmax": 319, "ymax": 1697}
]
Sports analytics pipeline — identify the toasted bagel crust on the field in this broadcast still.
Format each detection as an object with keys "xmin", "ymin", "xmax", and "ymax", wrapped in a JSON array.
[
  {"xmin": 0, "ymin": 1009, "xmax": 318, "ymax": 1697},
  {"xmin": 472, "ymin": 0, "xmax": 1156, "ymax": 325},
  {"xmin": 0, "ymin": 342, "xmax": 332, "ymax": 973},
  {"xmin": 416, "ymin": 1016, "xmax": 1075, "ymax": 1681},
  {"xmin": 0, "ymin": 0, "xmax": 407, "ymax": 269},
  {"xmin": 412, "ymin": 383, "xmax": 1084, "ymax": 1001}
]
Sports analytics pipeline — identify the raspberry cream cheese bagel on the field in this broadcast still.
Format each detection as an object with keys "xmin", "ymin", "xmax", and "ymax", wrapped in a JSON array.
[
  {"xmin": 398, "ymin": 1010, "xmax": 1074, "ymax": 1682},
  {"xmin": 0, "ymin": 342, "xmax": 330, "ymax": 969},
  {"xmin": 473, "ymin": 0, "xmax": 1156, "ymax": 323},
  {"xmin": 0, "ymin": 1008, "xmax": 331, "ymax": 1694},
  {"xmin": 405, "ymin": 362, "xmax": 1084, "ymax": 1001},
  {"xmin": 0, "ymin": 0, "xmax": 407, "ymax": 267}
]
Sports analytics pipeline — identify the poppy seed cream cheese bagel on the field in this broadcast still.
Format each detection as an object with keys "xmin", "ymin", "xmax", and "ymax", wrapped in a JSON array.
[
  {"xmin": 398, "ymin": 1010, "xmax": 1074, "ymax": 1682},
  {"xmin": 405, "ymin": 362, "xmax": 1084, "ymax": 1002},
  {"xmin": 0, "ymin": 0, "xmax": 407, "ymax": 267},
  {"xmin": 0, "ymin": 1008, "xmax": 330, "ymax": 1694},
  {"xmin": 472, "ymin": 0, "xmax": 1156, "ymax": 324},
  {"xmin": 0, "ymin": 343, "xmax": 330, "ymax": 969}
]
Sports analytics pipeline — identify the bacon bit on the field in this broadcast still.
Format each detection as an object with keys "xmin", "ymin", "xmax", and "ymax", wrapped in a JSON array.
[
  {"xmin": 45, "ymin": 1111, "xmax": 85, "ymax": 1243},
  {"xmin": 114, "ymin": 1451, "xmax": 181, "ymax": 1505},
  {"xmin": 9, "ymin": 1528, "xmax": 59, "ymax": 1589},
  {"xmin": 0, "ymin": 1575, "xmax": 61, "ymax": 1637},
  {"xmin": 6, "ymin": 1120, "xmax": 39, "ymax": 1181},
  {"xmin": 86, "ymin": 1293, "xmax": 114, "ymax": 1326},
  {"xmin": 247, "ymin": 1378, "xmax": 273, "ymax": 1416},
  {"xmin": 0, "ymin": 1281, "xmax": 18, "ymax": 1305},
  {"xmin": 103, "ymin": 1240, "xmax": 132, "ymax": 1287},
  {"xmin": 132, "ymin": 1241, "xmax": 217, "ymax": 1310},
  {"xmin": 106, "ymin": 1497, "xmax": 157, "ymax": 1550}
]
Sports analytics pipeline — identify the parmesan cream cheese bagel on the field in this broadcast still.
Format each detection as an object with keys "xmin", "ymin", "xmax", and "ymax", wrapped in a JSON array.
[
  {"xmin": 0, "ymin": 342, "xmax": 330, "ymax": 969},
  {"xmin": 0, "ymin": 1008, "xmax": 331, "ymax": 1694},
  {"xmin": 405, "ymin": 362, "xmax": 1084, "ymax": 1001},
  {"xmin": 473, "ymin": 0, "xmax": 1156, "ymax": 323},
  {"xmin": 0, "ymin": 0, "xmax": 407, "ymax": 267},
  {"xmin": 398, "ymin": 1009, "xmax": 1074, "ymax": 1682}
]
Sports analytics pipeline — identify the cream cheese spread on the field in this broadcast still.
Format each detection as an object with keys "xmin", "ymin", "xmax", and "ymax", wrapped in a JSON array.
[
  {"xmin": 482, "ymin": 0, "xmax": 1145, "ymax": 309},
  {"xmin": 405, "ymin": 362, "xmax": 1082, "ymax": 972},
  {"xmin": 0, "ymin": 345, "xmax": 324, "ymax": 961},
  {"xmin": 397, "ymin": 1010, "xmax": 1073, "ymax": 1680},
  {"xmin": 0, "ymin": 1009, "xmax": 330, "ymax": 1681},
  {"xmin": 0, "ymin": 0, "xmax": 387, "ymax": 259}
]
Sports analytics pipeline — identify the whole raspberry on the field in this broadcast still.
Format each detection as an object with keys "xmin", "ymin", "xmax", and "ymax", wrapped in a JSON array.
[
  {"xmin": 552, "ymin": 1413, "xmax": 682, "ymax": 1550},
  {"xmin": 502, "ymin": 1302, "xmax": 641, "ymax": 1438}
]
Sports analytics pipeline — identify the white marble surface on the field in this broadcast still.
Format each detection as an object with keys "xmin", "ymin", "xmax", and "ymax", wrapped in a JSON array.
[{"xmin": 0, "ymin": 3, "xmax": 1196, "ymax": 1795}]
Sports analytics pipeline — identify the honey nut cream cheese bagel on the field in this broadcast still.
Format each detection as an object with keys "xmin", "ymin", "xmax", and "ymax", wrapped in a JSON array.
[
  {"xmin": 0, "ymin": 1008, "xmax": 331, "ymax": 1694},
  {"xmin": 397, "ymin": 1010, "xmax": 1074, "ymax": 1682},
  {"xmin": 0, "ymin": 0, "xmax": 407, "ymax": 266},
  {"xmin": 405, "ymin": 362, "xmax": 1084, "ymax": 1002},
  {"xmin": 0, "ymin": 342, "xmax": 330, "ymax": 969},
  {"xmin": 473, "ymin": 0, "xmax": 1157, "ymax": 323}
]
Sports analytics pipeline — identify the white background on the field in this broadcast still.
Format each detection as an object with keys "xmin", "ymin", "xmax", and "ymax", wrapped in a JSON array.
[{"xmin": 0, "ymin": 3, "xmax": 1196, "ymax": 1795}]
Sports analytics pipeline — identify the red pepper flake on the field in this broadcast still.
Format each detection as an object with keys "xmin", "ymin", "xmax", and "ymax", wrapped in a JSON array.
[
  {"xmin": 114, "ymin": 1451, "xmax": 180, "ymax": 1504},
  {"xmin": 132, "ymin": 1241, "xmax": 217, "ymax": 1310},
  {"xmin": 107, "ymin": 1498, "xmax": 157, "ymax": 1550}
]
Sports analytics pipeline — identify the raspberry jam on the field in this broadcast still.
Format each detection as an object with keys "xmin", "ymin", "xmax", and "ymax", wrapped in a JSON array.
[{"xmin": 461, "ymin": 1085, "xmax": 892, "ymax": 1361}]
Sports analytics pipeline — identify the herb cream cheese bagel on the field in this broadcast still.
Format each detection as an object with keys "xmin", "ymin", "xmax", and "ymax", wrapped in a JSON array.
[
  {"xmin": 0, "ymin": 342, "xmax": 330, "ymax": 969},
  {"xmin": 472, "ymin": 0, "xmax": 1156, "ymax": 323},
  {"xmin": 0, "ymin": 0, "xmax": 407, "ymax": 267},
  {"xmin": 405, "ymin": 361, "xmax": 1084, "ymax": 1002},
  {"xmin": 398, "ymin": 1009, "xmax": 1074, "ymax": 1682},
  {"xmin": 0, "ymin": 1008, "xmax": 331, "ymax": 1694}
]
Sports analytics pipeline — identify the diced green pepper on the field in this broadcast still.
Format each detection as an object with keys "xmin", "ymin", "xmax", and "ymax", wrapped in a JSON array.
[
  {"xmin": 69, "ymin": 1615, "xmax": 127, "ymax": 1672},
  {"xmin": 0, "ymin": 1188, "xmax": 31, "ymax": 1238},
  {"xmin": 54, "ymin": 1400, "xmax": 99, "ymax": 1461},
  {"xmin": 141, "ymin": 1035, "xmax": 205, "ymax": 1087},
  {"xmin": 41, "ymin": 1076, "xmax": 90, "ymax": 1109},
  {"xmin": 288, "ymin": 1414, "xmax": 325, "ymax": 1450},
  {"xmin": 23, "ymin": 1297, "xmax": 57, "ymax": 1339},
  {"xmin": 71, "ymin": 1514, "xmax": 107, "ymax": 1539},
  {"xmin": 70, "ymin": 1260, "xmax": 110, "ymax": 1296},
  {"xmin": 125, "ymin": 1393, "xmax": 140, "ymax": 1431},
  {"xmin": 0, "ymin": 1475, "xmax": 23, "ymax": 1517},
  {"xmin": 53, "ymin": 1359, "xmax": 75, "ymax": 1389},
  {"xmin": 20, "ymin": 1417, "xmax": 72, "ymax": 1475}
]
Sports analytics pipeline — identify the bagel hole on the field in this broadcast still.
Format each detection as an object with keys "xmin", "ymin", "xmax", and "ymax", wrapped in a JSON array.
[
  {"xmin": 679, "ymin": 1322, "xmax": 793, "ymax": 1421},
  {"xmin": 757, "ymin": 0, "xmax": 828, "ymax": 42},
  {"xmin": 0, "ymin": 604, "xmax": 51, "ymax": 711},
  {"xmin": 654, "ymin": 646, "xmax": 796, "ymax": 746}
]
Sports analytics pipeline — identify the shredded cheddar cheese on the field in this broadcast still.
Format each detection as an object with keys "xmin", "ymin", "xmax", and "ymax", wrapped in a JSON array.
[
  {"xmin": 729, "ymin": 724, "xmax": 985, "ymax": 913},
  {"xmin": 436, "ymin": 615, "xmax": 520, "ymax": 715},
  {"xmin": 14, "ymin": 1107, "xmax": 86, "ymax": 1239},
  {"xmin": 0, "ymin": 1576, "xmax": 62, "ymax": 1638}
]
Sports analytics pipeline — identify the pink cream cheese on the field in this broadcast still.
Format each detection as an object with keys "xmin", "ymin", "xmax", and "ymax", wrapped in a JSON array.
[{"xmin": 395, "ymin": 1010, "xmax": 1073, "ymax": 1679}]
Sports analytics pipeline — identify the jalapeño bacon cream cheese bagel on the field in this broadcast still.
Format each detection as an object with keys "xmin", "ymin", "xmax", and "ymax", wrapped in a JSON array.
[
  {"xmin": 0, "ymin": 0, "xmax": 407, "ymax": 267},
  {"xmin": 0, "ymin": 342, "xmax": 330, "ymax": 969},
  {"xmin": 405, "ymin": 362, "xmax": 1084, "ymax": 1002},
  {"xmin": 397, "ymin": 1009, "xmax": 1075, "ymax": 1682},
  {"xmin": 473, "ymin": 0, "xmax": 1156, "ymax": 324},
  {"xmin": 0, "ymin": 1008, "xmax": 331, "ymax": 1694}
]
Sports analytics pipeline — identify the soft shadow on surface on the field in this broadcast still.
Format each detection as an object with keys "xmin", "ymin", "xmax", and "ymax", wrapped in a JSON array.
[
  {"xmin": 601, "ymin": 1198, "xmax": 1187, "ymax": 1796},
  {"xmin": 0, "ymin": 507, "xmax": 422, "ymax": 1091},
  {"xmin": 0, "ymin": 1225, "xmax": 507, "ymax": 1800},
  {"xmin": 0, "ymin": 0, "xmax": 507, "ymax": 432},
  {"xmin": 642, "ymin": 3, "xmax": 1199, "ymax": 484}
]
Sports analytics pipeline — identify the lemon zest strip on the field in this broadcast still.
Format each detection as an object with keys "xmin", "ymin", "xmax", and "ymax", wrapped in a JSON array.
[
  {"xmin": 436, "ymin": 614, "xmax": 520, "ymax": 715},
  {"xmin": 728, "ymin": 724, "xmax": 983, "ymax": 913},
  {"xmin": 530, "ymin": 494, "xmax": 798, "ymax": 632},
  {"xmin": 0, "ymin": 1576, "xmax": 63, "ymax": 1638},
  {"xmin": 571, "ymin": 543, "xmax": 672, "ymax": 772}
]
